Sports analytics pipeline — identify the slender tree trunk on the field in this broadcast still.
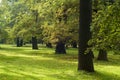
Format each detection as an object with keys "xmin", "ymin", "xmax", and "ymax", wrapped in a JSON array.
[
  {"xmin": 97, "ymin": 49, "xmax": 108, "ymax": 61},
  {"xmin": 55, "ymin": 41, "xmax": 66, "ymax": 54},
  {"xmin": 78, "ymin": 0, "xmax": 94, "ymax": 72},
  {"xmin": 32, "ymin": 36, "xmax": 38, "ymax": 49}
]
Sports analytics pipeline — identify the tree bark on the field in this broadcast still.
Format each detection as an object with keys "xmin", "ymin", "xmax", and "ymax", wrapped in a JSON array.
[
  {"xmin": 32, "ymin": 36, "xmax": 38, "ymax": 49},
  {"xmin": 55, "ymin": 41, "xmax": 66, "ymax": 54},
  {"xmin": 97, "ymin": 49, "xmax": 108, "ymax": 61},
  {"xmin": 78, "ymin": 52, "xmax": 94, "ymax": 72},
  {"xmin": 78, "ymin": 0, "xmax": 94, "ymax": 72}
]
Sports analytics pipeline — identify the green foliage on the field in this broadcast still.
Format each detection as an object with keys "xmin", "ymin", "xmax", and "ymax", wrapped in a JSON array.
[
  {"xmin": 41, "ymin": 0, "xmax": 79, "ymax": 44},
  {"xmin": 91, "ymin": 0, "xmax": 120, "ymax": 53},
  {"xmin": 0, "ymin": 0, "xmax": 79, "ymax": 45},
  {"xmin": 0, "ymin": 28, "xmax": 9, "ymax": 43}
]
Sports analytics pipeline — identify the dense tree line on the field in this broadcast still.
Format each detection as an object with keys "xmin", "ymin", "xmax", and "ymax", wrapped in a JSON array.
[{"xmin": 0, "ymin": 0, "xmax": 79, "ymax": 52}]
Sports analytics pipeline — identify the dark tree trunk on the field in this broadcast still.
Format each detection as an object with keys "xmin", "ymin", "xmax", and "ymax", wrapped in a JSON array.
[
  {"xmin": 71, "ymin": 41, "xmax": 77, "ymax": 48},
  {"xmin": 32, "ymin": 36, "xmax": 38, "ymax": 49},
  {"xmin": 65, "ymin": 44, "xmax": 69, "ymax": 49},
  {"xmin": 16, "ymin": 37, "xmax": 20, "ymax": 47},
  {"xmin": 97, "ymin": 49, "xmax": 108, "ymax": 61},
  {"xmin": 55, "ymin": 41, "xmax": 66, "ymax": 54},
  {"xmin": 46, "ymin": 43, "xmax": 52, "ymax": 48},
  {"xmin": 19, "ymin": 39, "xmax": 23, "ymax": 47},
  {"xmin": 78, "ymin": 52, "xmax": 94, "ymax": 72},
  {"xmin": 78, "ymin": 0, "xmax": 94, "ymax": 72}
]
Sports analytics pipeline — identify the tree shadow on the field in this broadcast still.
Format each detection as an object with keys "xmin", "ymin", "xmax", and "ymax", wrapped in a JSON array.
[
  {"xmin": 0, "ymin": 46, "xmax": 120, "ymax": 80},
  {"xmin": 93, "ymin": 71, "xmax": 120, "ymax": 80},
  {"xmin": 94, "ymin": 55, "xmax": 120, "ymax": 67}
]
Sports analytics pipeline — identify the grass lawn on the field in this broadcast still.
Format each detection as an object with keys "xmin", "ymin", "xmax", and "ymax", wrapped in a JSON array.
[{"xmin": 0, "ymin": 44, "xmax": 120, "ymax": 80}]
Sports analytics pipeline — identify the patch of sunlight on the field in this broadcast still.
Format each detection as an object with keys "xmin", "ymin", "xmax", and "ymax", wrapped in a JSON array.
[
  {"xmin": 0, "ymin": 66, "xmax": 4, "ymax": 73},
  {"xmin": 64, "ymin": 70, "xmax": 76, "ymax": 76},
  {"xmin": 0, "ymin": 0, "xmax": 1, "ymax": 3},
  {"xmin": 0, "ymin": 65, "xmax": 4, "ymax": 68},
  {"xmin": 103, "ymin": 66, "xmax": 120, "ymax": 75},
  {"xmin": 0, "ymin": 67, "xmax": 22, "ymax": 77},
  {"xmin": 4, "ymin": 72, "xmax": 23, "ymax": 77},
  {"xmin": 96, "ymin": 65, "xmax": 120, "ymax": 76},
  {"xmin": 0, "ymin": 70, "xmax": 4, "ymax": 73},
  {"xmin": 11, "ymin": 69, "xmax": 47, "ymax": 78},
  {"xmin": 0, "ymin": 52, "xmax": 54, "ymax": 60}
]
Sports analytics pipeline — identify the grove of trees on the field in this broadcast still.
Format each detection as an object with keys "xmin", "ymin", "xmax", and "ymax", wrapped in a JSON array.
[{"xmin": 0, "ymin": 0, "xmax": 120, "ymax": 72}]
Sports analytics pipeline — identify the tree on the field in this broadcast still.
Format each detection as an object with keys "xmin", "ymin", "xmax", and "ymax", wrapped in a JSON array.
[
  {"xmin": 91, "ymin": 0, "xmax": 119, "ymax": 61},
  {"xmin": 41, "ymin": 0, "xmax": 79, "ymax": 53},
  {"xmin": 1, "ymin": 0, "xmax": 79, "ymax": 51},
  {"xmin": 8, "ymin": 0, "xmax": 42, "ymax": 49},
  {"xmin": 92, "ymin": 0, "xmax": 109, "ymax": 61},
  {"xmin": 78, "ymin": 0, "xmax": 94, "ymax": 72}
]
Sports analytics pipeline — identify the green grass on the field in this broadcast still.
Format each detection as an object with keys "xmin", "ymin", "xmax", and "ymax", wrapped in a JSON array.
[{"xmin": 0, "ymin": 44, "xmax": 120, "ymax": 80}]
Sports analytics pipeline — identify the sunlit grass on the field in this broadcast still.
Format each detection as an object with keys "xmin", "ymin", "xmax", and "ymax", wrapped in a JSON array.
[{"xmin": 0, "ymin": 44, "xmax": 120, "ymax": 80}]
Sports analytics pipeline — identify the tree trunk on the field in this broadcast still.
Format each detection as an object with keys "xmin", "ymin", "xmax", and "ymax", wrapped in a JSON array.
[
  {"xmin": 78, "ymin": 52, "xmax": 94, "ymax": 72},
  {"xmin": 71, "ymin": 41, "xmax": 77, "ymax": 48},
  {"xmin": 19, "ymin": 39, "xmax": 23, "ymax": 47},
  {"xmin": 32, "ymin": 36, "xmax": 38, "ymax": 49},
  {"xmin": 46, "ymin": 43, "xmax": 52, "ymax": 48},
  {"xmin": 55, "ymin": 41, "xmax": 66, "ymax": 54},
  {"xmin": 97, "ymin": 49, "xmax": 108, "ymax": 61},
  {"xmin": 78, "ymin": 0, "xmax": 94, "ymax": 72},
  {"xmin": 16, "ymin": 37, "xmax": 20, "ymax": 47}
]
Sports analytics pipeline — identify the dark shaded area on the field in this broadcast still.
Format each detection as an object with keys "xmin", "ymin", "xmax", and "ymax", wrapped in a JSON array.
[
  {"xmin": 97, "ymin": 49, "xmax": 108, "ymax": 61},
  {"xmin": 16, "ymin": 37, "xmax": 23, "ymax": 47},
  {"xmin": 78, "ymin": 52, "xmax": 94, "ymax": 72},
  {"xmin": 32, "ymin": 36, "xmax": 38, "ymax": 49},
  {"xmin": 16, "ymin": 37, "xmax": 20, "ymax": 47},
  {"xmin": 19, "ymin": 39, "xmax": 23, "ymax": 47},
  {"xmin": 55, "ymin": 41, "xmax": 66, "ymax": 54},
  {"xmin": 46, "ymin": 43, "xmax": 52, "ymax": 48},
  {"xmin": 71, "ymin": 41, "xmax": 77, "ymax": 48}
]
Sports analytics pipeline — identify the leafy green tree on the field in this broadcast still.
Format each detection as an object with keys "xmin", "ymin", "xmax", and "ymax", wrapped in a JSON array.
[
  {"xmin": 8, "ymin": 0, "xmax": 42, "ymax": 49},
  {"xmin": 91, "ymin": 0, "xmax": 120, "ymax": 61},
  {"xmin": 41, "ymin": 0, "xmax": 79, "ymax": 53}
]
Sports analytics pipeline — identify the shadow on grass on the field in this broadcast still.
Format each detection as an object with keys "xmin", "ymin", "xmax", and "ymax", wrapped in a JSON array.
[
  {"xmin": 0, "ymin": 45, "xmax": 120, "ymax": 80},
  {"xmin": 0, "ymin": 53, "xmax": 120, "ymax": 80},
  {"xmin": 94, "ymin": 55, "xmax": 120, "ymax": 67},
  {"xmin": 0, "ymin": 53, "xmax": 77, "ymax": 80},
  {"xmin": 94, "ymin": 71, "xmax": 120, "ymax": 80},
  {"xmin": 0, "ymin": 46, "xmax": 78, "ymax": 63}
]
